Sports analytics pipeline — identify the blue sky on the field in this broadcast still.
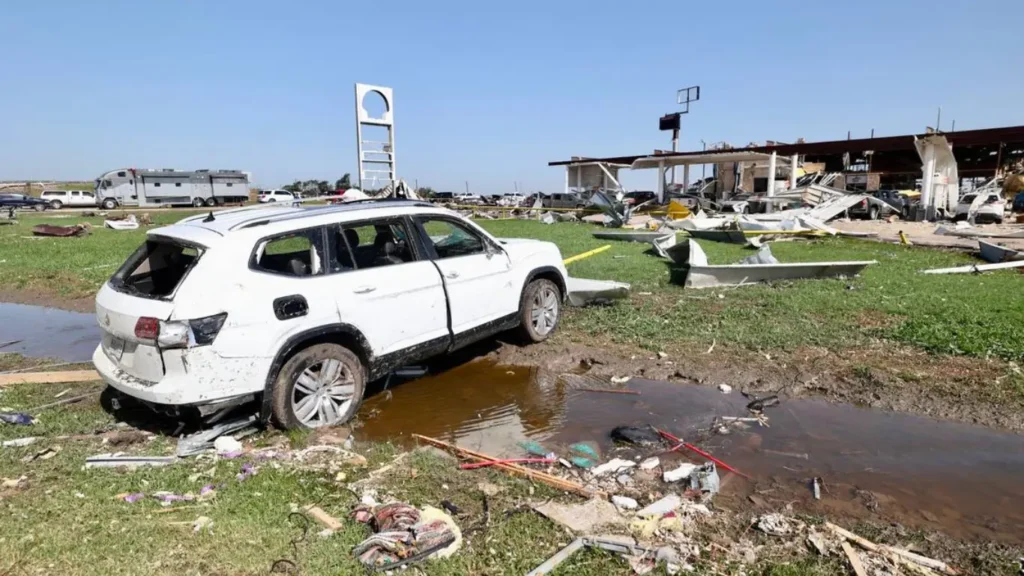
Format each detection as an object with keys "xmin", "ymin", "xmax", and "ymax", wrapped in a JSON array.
[{"xmin": 2, "ymin": 0, "xmax": 1020, "ymax": 192}]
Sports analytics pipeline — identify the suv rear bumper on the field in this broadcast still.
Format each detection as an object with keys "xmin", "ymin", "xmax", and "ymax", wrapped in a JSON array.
[{"xmin": 92, "ymin": 345, "xmax": 267, "ymax": 406}]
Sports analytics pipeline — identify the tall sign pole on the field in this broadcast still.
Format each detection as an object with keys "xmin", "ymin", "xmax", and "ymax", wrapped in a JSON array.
[{"xmin": 659, "ymin": 86, "xmax": 700, "ymax": 189}]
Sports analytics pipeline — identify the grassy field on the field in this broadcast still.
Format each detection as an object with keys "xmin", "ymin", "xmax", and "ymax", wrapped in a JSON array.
[
  {"xmin": 0, "ymin": 374, "xmax": 850, "ymax": 576},
  {"xmin": 2, "ymin": 210, "xmax": 1023, "ymax": 361}
]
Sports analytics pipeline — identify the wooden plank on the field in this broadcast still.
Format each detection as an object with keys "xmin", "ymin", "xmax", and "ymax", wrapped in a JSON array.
[
  {"xmin": 0, "ymin": 370, "xmax": 101, "ymax": 387},
  {"xmin": 841, "ymin": 541, "xmax": 868, "ymax": 576},
  {"xmin": 304, "ymin": 506, "xmax": 343, "ymax": 531}
]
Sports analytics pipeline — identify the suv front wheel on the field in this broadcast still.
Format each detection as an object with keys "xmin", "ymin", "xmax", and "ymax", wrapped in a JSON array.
[
  {"xmin": 271, "ymin": 343, "xmax": 365, "ymax": 429},
  {"xmin": 516, "ymin": 278, "xmax": 562, "ymax": 343}
]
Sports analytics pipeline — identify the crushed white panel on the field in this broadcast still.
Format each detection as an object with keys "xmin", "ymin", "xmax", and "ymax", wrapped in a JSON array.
[{"xmin": 566, "ymin": 277, "xmax": 631, "ymax": 306}]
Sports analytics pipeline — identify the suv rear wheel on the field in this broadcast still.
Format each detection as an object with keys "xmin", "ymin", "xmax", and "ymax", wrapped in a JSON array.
[
  {"xmin": 516, "ymin": 278, "xmax": 561, "ymax": 343},
  {"xmin": 49, "ymin": 200, "xmax": 63, "ymax": 209},
  {"xmin": 271, "ymin": 343, "xmax": 365, "ymax": 429}
]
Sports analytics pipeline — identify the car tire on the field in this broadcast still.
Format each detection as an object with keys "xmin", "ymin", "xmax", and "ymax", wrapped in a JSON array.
[
  {"xmin": 102, "ymin": 198, "xmax": 117, "ymax": 210},
  {"xmin": 205, "ymin": 197, "xmax": 217, "ymax": 207},
  {"xmin": 50, "ymin": 200, "xmax": 63, "ymax": 210},
  {"xmin": 515, "ymin": 278, "xmax": 562, "ymax": 343},
  {"xmin": 868, "ymin": 206, "xmax": 879, "ymax": 220},
  {"xmin": 271, "ymin": 343, "xmax": 365, "ymax": 430},
  {"xmin": 192, "ymin": 198, "xmax": 205, "ymax": 208},
  {"xmin": 902, "ymin": 206, "xmax": 910, "ymax": 219},
  {"xmin": 33, "ymin": 204, "xmax": 46, "ymax": 212}
]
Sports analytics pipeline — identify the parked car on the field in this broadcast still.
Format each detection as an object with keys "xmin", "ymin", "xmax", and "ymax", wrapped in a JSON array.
[
  {"xmin": 258, "ymin": 190, "xmax": 295, "ymax": 203},
  {"xmin": 0, "ymin": 193, "xmax": 49, "ymax": 211},
  {"xmin": 91, "ymin": 201, "xmax": 568, "ymax": 429},
  {"xmin": 40, "ymin": 189, "xmax": 98, "ymax": 209},
  {"xmin": 623, "ymin": 191, "xmax": 657, "ymax": 206},
  {"xmin": 431, "ymin": 192, "xmax": 455, "ymax": 203},
  {"xmin": 497, "ymin": 194, "xmax": 526, "ymax": 207},
  {"xmin": 453, "ymin": 193, "xmax": 482, "ymax": 205},
  {"xmin": 720, "ymin": 193, "xmax": 752, "ymax": 213},
  {"xmin": 1012, "ymin": 192, "xmax": 1024, "ymax": 213},
  {"xmin": 541, "ymin": 192, "xmax": 588, "ymax": 210},
  {"xmin": 954, "ymin": 192, "xmax": 1006, "ymax": 224},
  {"xmin": 848, "ymin": 191, "xmax": 903, "ymax": 220}
]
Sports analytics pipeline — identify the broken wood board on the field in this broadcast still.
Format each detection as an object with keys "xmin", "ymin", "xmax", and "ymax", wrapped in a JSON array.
[
  {"xmin": 305, "ymin": 505, "xmax": 343, "ymax": 530},
  {"xmin": 0, "ymin": 370, "xmax": 102, "ymax": 387},
  {"xmin": 532, "ymin": 498, "xmax": 627, "ymax": 533}
]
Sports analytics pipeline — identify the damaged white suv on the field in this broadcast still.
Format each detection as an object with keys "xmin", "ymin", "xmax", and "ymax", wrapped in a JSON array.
[{"xmin": 93, "ymin": 201, "xmax": 568, "ymax": 429}]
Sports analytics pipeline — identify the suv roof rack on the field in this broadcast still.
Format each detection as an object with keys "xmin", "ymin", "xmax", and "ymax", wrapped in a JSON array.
[{"xmin": 230, "ymin": 199, "xmax": 437, "ymax": 231}]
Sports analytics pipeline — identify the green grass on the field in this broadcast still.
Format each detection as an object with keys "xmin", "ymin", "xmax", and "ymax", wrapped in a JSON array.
[
  {"xmin": 1, "ymin": 378, "xmax": 846, "ymax": 576},
  {"xmin": 3, "ymin": 213, "xmax": 1023, "ymax": 360}
]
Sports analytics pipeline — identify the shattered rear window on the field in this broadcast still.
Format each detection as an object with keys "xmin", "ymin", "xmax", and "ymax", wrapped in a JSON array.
[{"xmin": 110, "ymin": 238, "xmax": 203, "ymax": 299}]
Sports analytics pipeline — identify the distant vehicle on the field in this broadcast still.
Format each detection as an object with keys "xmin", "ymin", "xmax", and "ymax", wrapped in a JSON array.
[
  {"xmin": 954, "ymin": 193, "xmax": 1006, "ymax": 224},
  {"xmin": 1013, "ymin": 192, "xmax": 1024, "ymax": 213},
  {"xmin": 541, "ymin": 192, "xmax": 588, "ymax": 210},
  {"xmin": 258, "ymin": 190, "xmax": 295, "ymax": 203},
  {"xmin": 497, "ymin": 194, "xmax": 526, "ymax": 207},
  {"xmin": 40, "ymin": 189, "xmax": 97, "ymax": 209},
  {"xmin": 95, "ymin": 168, "xmax": 250, "ymax": 209},
  {"xmin": 623, "ymin": 191, "xmax": 657, "ymax": 206},
  {"xmin": 453, "ymin": 193, "xmax": 482, "ymax": 205},
  {"xmin": 849, "ymin": 190, "xmax": 908, "ymax": 220},
  {"xmin": 0, "ymin": 193, "xmax": 48, "ymax": 211},
  {"xmin": 432, "ymin": 192, "xmax": 455, "ymax": 202},
  {"xmin": 720, "ymin": 193, "xmax": 752, "ymax": 214}
]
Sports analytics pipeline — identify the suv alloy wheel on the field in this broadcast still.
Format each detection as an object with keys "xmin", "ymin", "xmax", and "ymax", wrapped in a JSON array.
[{"xmin": 271, "ymin": 343, "xmax": 365, "ymax": 429}]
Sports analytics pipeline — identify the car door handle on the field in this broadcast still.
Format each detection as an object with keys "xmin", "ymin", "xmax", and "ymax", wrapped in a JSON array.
[
  {"xmin": 353, "ymin": 286, "xmax": 376, "ymax": 294},
  {"xmin": 444, "ymin": 271, "xmax": 460, "ymax": 279}
]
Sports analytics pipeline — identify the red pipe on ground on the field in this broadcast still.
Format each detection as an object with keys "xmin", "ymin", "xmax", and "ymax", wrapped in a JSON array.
[{"xmin": 656, "ymin": 428, "xmax": 751, "ymax": 480}]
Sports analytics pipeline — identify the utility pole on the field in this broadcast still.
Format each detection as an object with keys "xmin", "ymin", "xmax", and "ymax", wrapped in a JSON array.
[
  {"xmin": 465, "ymin": 181, "xmax": 469, "ymax": 194},
  {"xmin": 700, "ymin": 140, "xmax": 707, "ymax": 180}
]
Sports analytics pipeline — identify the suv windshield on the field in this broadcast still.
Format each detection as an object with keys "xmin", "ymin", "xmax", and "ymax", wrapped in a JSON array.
[{"xmin": 110, "ymin": 238, "xmax": 203, "ymax": 299}]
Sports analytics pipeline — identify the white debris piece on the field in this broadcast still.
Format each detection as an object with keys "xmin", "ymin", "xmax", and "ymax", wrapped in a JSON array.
[
  {"xmin": 756, "ymin": 513, "xmax": 793, "ymax": 536},
  {"xmin": 718, "ymin": 384, "xmax": 733, "ymax": 394},
  {"xmin": 612, "ymin": 495, "xmax": 639, "ymax": 510},
  {"xmin": 591, "ymin": 458, "xmax": 636, "ymax": 477},
  {"xmin": 214, "ymin": 436, "xmax": 243, "ymax": 456},
  {"xmin": 663, "ymin": 463, "xmax": 697, "ymax": 483},
  {"xmin": 639, "ymin": 457, "xmax": 660, "ymax": 471},
  {"xmin": 636, "ymin": 494, "xmax": 681, "ymax": 518}
]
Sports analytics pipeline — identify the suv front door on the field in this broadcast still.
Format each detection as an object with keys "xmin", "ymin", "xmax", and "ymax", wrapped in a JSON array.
[
  {"xmin": 414, "ymin": 216, "xmax": 515, "ymax": 337},
  {"xmin": 328, "ymin": 218, "xmax": 449, "ymax": 357}
]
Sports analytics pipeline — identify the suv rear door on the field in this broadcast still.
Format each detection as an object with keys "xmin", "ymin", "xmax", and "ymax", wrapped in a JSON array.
[{"xmin": 413, "ymin": 216, "xmax": 515, "ymax": 337}]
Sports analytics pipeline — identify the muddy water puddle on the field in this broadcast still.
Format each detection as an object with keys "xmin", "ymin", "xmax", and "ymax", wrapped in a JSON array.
[
  {"xmin": 357, "ymin": 361, "xmax": 1024, "ymax": 542},
  {"xmin": 0, "ymin": 303, "xmax": 99, "ymax": 362}
]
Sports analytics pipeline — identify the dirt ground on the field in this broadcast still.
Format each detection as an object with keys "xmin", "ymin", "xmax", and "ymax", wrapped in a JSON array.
[
  {"xmin": 0, "ymin": 288, "xmax": 94, "ymax": 312},
  {"xmin": 486, "ymin": 336, "xmax": 1024, "ymax": 434},
  {"xmin": 832, "ymin": 218, "xmax": 1024, "ymax": 251}
]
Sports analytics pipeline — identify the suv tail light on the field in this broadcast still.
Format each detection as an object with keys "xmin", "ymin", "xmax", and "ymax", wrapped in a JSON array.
[
  {"xmin": 137, "ymin": 313, "xmax": 228, "ymax": 348},
  {"xmin": 135, "ymin": 317, "xmax": 159, "ymax": 339}
]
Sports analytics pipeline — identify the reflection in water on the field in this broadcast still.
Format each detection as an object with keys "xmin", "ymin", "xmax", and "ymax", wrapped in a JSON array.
[
  {"xmin": 0, "ymin": 303, "xmax": 99, "ymax": 362},
  {"xmin": 357, "ymin": 361, "xmax": 1024, "ymax": 543}
]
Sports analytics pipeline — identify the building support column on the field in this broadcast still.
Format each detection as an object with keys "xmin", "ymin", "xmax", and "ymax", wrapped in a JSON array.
[{"xmin": 766, "ymin": 151, "xmax": 777, "ymax": 212}]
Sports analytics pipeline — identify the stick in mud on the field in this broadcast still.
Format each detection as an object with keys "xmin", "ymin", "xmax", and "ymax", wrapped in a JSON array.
[
  {"xmin": 576, "ymin": 387, "xmax": 641, "ymax": 395},
  {"xmin": 827, "ymin": 522, "xmax": 958, "ymax": 575}
]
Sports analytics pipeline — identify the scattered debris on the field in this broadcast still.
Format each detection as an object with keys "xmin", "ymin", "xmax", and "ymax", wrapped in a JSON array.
[
  {"xmin": 2, "ymin": 476, "xmax": 27, "ymax": 488},
  {"xmin": 656, "ymin": 428, "xmax": 750, "ymax": 479},
  {"xmin": 610, "ymin": 426, "xmax": 661, "ymax": 446},
  {"xmin": 305, "ymin": 505, "xmax": 343, "ymax": 530},
  {"xmin": 21, "ymin": 445, "xmax": 60, "ymax": 463},
  {"xmin": 663, "ymin": 463, "xmax": 697, "ymax": 483},
  {"xmin": 639, "ymin": 457, "xmax": 660, "ymax": 471},
  {"xmin": 192, "ymin": 515, "xmax": 214, "ymax": 534},
  {"xmin": 2, "ymin": 437, "xmax": 37, "ymax": 448},
  {"xmin": 636, "ymin": 494, "xmax": 681, "ymax": 518},
  {"xmin": 104, "ymin": 214, "xmax": 139, "ymax": 230},
  {"xmin": 612, "ymin": 495, "xmax": 638, "ymax": 510},
  {"xmin": 746, "ymin": 394, "xmax": 780, "ymax": 412},
  {"xmin": 176, "ymin": 414, "xmax": 258, "ymax": 457},
  {"xmin": 591, "ymin": 458, "xmax": 636, "ymax": 477},
  {"xmin": 533, "ymin": 498, "xmax": 626, "ymax": 533},
  {"xmin": 31, "ymin": 223, "xmax": 90, "ymax": 237},
  {"xmin": 214, "ymin": 436, "xmax": 243, "ymax": 458},
  {"xmin": 689, "ymin": 462, "xmax": 720, "ymax": 495},
  {"xmin": 827, "ymin": 522, "xmax": 958, "ymax": 575},
  {"xmin": 757, "ymin": 513, "xmax": 794, "ymax": 536},
  {"xmin": 85, "ymin": 454, "xmax": 176, "ymax": 468},
  {"xmin": 922, "ymin": 258, "xmax": 1024, "ymax": 275},
  {"xmin": 762, "ymin": 449, "xmax": 809, "ymax": 460},
  {"xmin": 566, "ymin": 277, "xmax": 631, "ymax": 306},
  {"xmin": 978, "ymin": 239, "xmax": 1024, "ymax": 263},
  {"xmin": 841, "ymin": 541, "xmax": 869, "ymax": 576},
  {"xmin": 527, "ymin": 536, "xmax": 660, "ymax": 576},
  {"xmin": 352, "ymin": 502, "xmax": 458, "ymax": 570},
  {"xmin": 718, "ymin": 384, "xmax": 732, "ymax": 394},
  {"xmin": 609, "ymin": 376, "xmax": 631, "ymax": 384},
  {"xmin": 0, "ymin": 412, "xmax": 34, "ymax": 425},
  {"xmin": 812, "ymin": 477, "xmax": 822, "ymax": 500}
]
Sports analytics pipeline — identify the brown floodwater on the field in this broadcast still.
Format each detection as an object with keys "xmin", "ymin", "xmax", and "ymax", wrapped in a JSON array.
[{"xmin": 356, "ymin": 361, "xmax": 1024, "ymax": 543}]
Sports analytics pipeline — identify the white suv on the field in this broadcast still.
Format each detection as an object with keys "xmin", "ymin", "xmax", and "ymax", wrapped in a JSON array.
[
  {"xmin": 92, "ymin": 201, "xmax": 568, "ymax": 429},
  {"xmin": 258, "ymin": 189, "xmax": 296, "ymax": 203},
  {"xmin": 40, "ymin": 189, "xmax": 97, "ymax": 209}
]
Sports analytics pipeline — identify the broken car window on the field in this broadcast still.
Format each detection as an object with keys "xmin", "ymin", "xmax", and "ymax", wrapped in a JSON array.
[
  {"xmin": 111, "ymin": 239, "xmax": 202, "ymax": 298},
  {"xmin": 254, "ymin": 229, "xmax": 324, "ymax": 277},
  {"xmin": 338, "ymin": 220, "xmax": 414, "ymax": 269},
  {"xmin": 419, "ymin": 218, "xmax": 487, "ymax": 259}
]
